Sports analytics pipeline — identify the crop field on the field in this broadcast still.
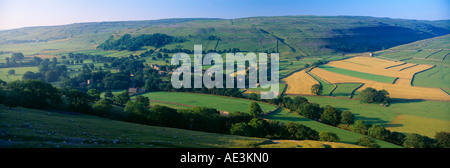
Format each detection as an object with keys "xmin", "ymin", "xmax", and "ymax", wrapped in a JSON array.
[
  {"xmin": 283, "ymin": 70, "xmax": 319, "ymax": 95},
  {"xmin": 136, "ymin": 92, "xmax": 278, "ymax": 113},
  {"xmin": 325, "ymin": 56, "xmax": 434, "ymax": 80},
  {"xmin": 300, "ymin": 96, "xmax": 450, "ymax": 137},
  {"xmin": 319, "ymin": 65, "xmax": 397, "ymax": 83}
]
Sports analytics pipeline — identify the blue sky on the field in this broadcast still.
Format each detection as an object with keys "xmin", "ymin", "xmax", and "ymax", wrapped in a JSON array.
[{"xmin": 0, "ymin": 0, "xmax": 449, "ymax": 30}]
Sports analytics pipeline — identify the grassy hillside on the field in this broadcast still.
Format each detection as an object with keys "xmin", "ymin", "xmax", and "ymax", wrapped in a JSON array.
[
  {"xmin": 0, "ymin": 105, "xmax": 366, "ymax": 148},
  {"xmin": 301, "ymin": 96, "xmax": 450, "ymax": 137},
  {"xmin": 264, "ymin": 108, "xmax": 400, "ymax": 148},
  {"xmin": 1, "ymin": 16, "xmax": 449, "ymax": 57},
  {"xmin": 135, "ymin": 92, "xmax": 278, "ymax": 113}
]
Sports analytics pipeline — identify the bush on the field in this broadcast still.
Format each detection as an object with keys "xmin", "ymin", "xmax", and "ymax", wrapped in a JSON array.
[
  {"xmin": 356, "ymin": 137, "xmax": 380, "ymax": 148},
  {"xmin": 319, "ymin": 131, "xmax": 340, "ymax": 142}
]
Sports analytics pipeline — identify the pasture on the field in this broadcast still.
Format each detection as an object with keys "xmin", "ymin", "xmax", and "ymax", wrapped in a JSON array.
[
  {"xmin": 264, "ymin": 108, "xmax": 400, "ymax": 148},
  {"xmin": 135, "ymin": 91, "xmax": 278, "ymax": 113},
  {"xmin": 412, "ymin": 66, "xmax": 450, "ymax": 89},
  {"xmin": 0, "ymin": 66, "xmax": 39, "ymax": 82},
  {"xmin": 330, "ymin": 83, "xmax": 363, "ymax": 98},
  {"xmin": 300, "ymin": 96, "xmax": 450, "ymax": 137}
]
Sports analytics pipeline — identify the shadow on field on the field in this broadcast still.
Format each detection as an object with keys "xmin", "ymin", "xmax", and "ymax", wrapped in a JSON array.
[
  {"xmin": 384, "ymin": 123, "xmax": 403, "ymax": 128},
  {"xmin": 353, "ymin": 113, "xmax": 389, "ymax": 125}
]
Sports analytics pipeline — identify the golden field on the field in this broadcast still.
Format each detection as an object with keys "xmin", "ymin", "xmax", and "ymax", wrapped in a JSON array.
[
  {"xmin": 326, "ymin": 57, "xmax": 434, "ymax": 80},
  {"xmin": 283, "ymin": 69, "xmax": 319, "ymax": 95},
  {"xmin": 309, "ymin": 67, "xmax": 450, "ymax": 100}
]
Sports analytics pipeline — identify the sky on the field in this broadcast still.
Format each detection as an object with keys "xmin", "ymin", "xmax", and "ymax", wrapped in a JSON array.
[{"xmin": 0, "ymin": 0, "xmax": 449, "ymax": 30}]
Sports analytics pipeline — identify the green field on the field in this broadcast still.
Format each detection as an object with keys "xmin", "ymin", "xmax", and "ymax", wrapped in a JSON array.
[
  {"xmin": 299, "ymin": 96, "xmax": 450, "ymax": 137},
  {"xmin": 0, "ymin": 66, "xmax": 39, "ymax": 82},
  {"xmin": 330, "ymin": 83, "xmax": 363, "ymax": 98},
  {"xmin": 412, "ymin": 66, "xmax": 450, "ymax": 89},
  {"xmin": 265, "ymin": 108, "xmax": 400, "ymax": 148},
  {"xmin": 136, "ymin": 92, "xmax": 278, "ymax": 113},
  {"xmin": 307, "ymin": 72, "xmax": 335, "ymax": 96},
  {"xmin": 319, "ymin": 65, "xmax": 397, "ymax": 83}
]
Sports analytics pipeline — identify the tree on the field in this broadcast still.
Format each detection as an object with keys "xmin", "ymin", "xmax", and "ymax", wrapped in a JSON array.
[
  {"xmin": 296, "ymin": 102, "xmax": 316, "ymax": 119},
  {"xmin": 66, "ymin": 89, "xmax": 92, "ymax": 113},
  {"xmin": 368, "ymin": 124, "xmax": 390, "ymax": 141},
  {"xmin": 124, "ymin": 101, "xmax": 149, "ymax": 123},
  {"xmin": 320, "ymin": 105, "xmax": 341, "ymax": 126},
  {"xmin": 248, "ymin": 93, "xmax": 259, "ymax": 101},
  {"xmin": 104, "ymin": 90, "xmax": 114, "ymax": 100},
  {"xmin": 403, "ymin": 133, "xmax": 426, "ymax": 148},
  {"xmin": 92, "ymin": 99, "xmax": 112, "ymax": 114},
  {"xmin": 311, "ymin": 84, "xmax": 322, "ymax": 95},
  {"xmin": 116, "ymin": 90, "xmax": 130, "ymax": 105},
  {"xmin": 435, "ymin": 132, "xmax": 450, "ymax": 148},
  {"xmin": 352, "ymin": 120, "xmax": 368, "ymax": 135},
  {"xmin": 319, "ymin": 131, "xmax": 340, "ymax": 142},
  {"xmin": 87, "ymin": 89, "xmax": 101, "ymax": 101},
  {"xmin": 230, "ymin": 122, "xmax": 251, "ymax": 137},
  {"xmin": 284, "ymin": 122, "xmax": 319, "ymax": 140},
  {"xmin": 135, "ymin": 95, "xmax": 150, "ymax": 108},
  {"xmin": 359, "ymin": 87, "xmax": 390, "ymax": 105},
  {"xmin": 340, "ymin": 111, "xmax": 354, "ymax": 125},
  {"xmin": 45, "ymin": 70, "xmax": 59, "ymax": 82},
  {"xmin": 249, "ymin": 102, "xmax": 262, "ymax": 118},
  {"xmin": 388, "ymin": 131, "xmax": 406, "ymax": 145},
  {"xmin": 11, "ymin": 52, "xmax": 24, "ymax": 61},
  {"xmin": 7, "ymin": 69, "xmax": 15, "ymax": 75},
  {"xmin": 356, "ymin": 137, "xmax": 380, "ymax": 148}
]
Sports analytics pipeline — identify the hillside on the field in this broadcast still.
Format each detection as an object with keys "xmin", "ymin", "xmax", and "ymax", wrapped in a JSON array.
[
  {"xmin": 1, "ymin": 16, "xmax": 449, "ymax": 57},
  {"xmin": 0, "ymin": 105, "xmax": 363, "ymax": 148}
]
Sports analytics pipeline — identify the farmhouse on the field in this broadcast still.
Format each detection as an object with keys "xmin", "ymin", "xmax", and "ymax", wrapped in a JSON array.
[{"xmin": 128, "ymin": 87, "xmax": 146, "ymax": 95}]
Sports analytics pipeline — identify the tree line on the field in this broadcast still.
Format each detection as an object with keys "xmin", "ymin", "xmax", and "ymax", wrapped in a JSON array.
[{"xmin": 97, "ymin": 33, "xmax": 185, "ymax": 51}]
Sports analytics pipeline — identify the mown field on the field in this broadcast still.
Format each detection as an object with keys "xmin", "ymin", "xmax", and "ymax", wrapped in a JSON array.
[{"xmin": 318, "ymin": 65, "xmax": 397, "ymax": 83}]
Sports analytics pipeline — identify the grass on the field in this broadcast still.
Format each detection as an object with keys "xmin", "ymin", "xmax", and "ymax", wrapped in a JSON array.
[
  {"xmin": 307, "ymin": 72, "xmax": 335, "ymax": 96},
  {"xmin": 0, "ymin": 105, "xmax": 267, "ymax": 148},
  {"xmin": 298, "ymin": 96, "xmax": 450, "ymax": 137},
  {"xmin": 412, "ymin": 66, "xmax": 450, "ymax": 89},
  {"xmin": 0, "ymin": 66, "xmax": 39, "ymax": 82},
  {"xmin": 331, "ymin": 83, "xmax": 363, "ymax": 98},
  {"xmin": 135, "ymin": 91, "xmax": 278, "ymax": 113},
  {"xmin": 318, "ymin": 65, "xmax": 397, "ymax": 83},
  {"xmin": 264, "ymin": 108, "xmax": 401, "ymax": 148},
  {"xmin": 259, "ymin": 140, "xmax": 363, "ymax": 148}
]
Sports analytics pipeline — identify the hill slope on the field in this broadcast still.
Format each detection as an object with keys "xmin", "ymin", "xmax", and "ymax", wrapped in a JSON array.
[
  {"xmin": 0, "ymin": 105, "xmax": 364, "ymax": 148},
  {"xmin": 1, "ymin": 16, "xmax": 449, "ymax": 57}
]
